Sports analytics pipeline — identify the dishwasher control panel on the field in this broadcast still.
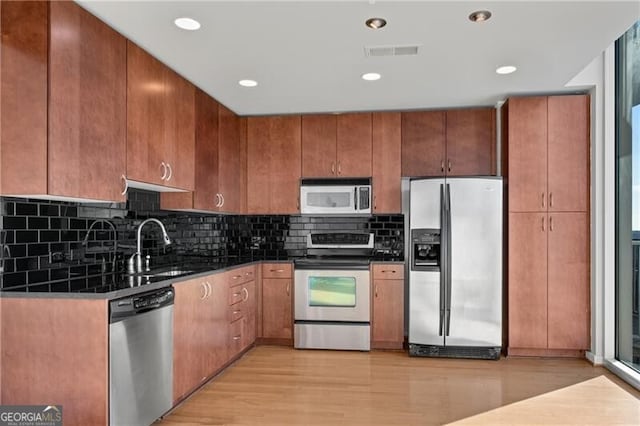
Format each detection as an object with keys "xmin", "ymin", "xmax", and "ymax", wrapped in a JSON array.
[{"xmin": 110, "ymin": 287, "xmax": 174, "ymax": 323}]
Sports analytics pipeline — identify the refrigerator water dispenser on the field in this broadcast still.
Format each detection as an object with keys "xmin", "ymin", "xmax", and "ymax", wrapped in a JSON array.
[{"xmin": 411, "ymin": 229, "xmax": 440, "ymax": 271}]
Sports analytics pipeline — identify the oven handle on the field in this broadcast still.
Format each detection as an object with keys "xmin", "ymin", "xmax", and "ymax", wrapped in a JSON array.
[{"xmin": 293, "ymin": 264, "xmax": 371, "ymax": 271}]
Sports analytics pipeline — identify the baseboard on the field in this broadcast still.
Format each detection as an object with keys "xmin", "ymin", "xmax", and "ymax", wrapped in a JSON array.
[
  {"xmin": 586, "ymin": 351, "xmax": 604, "ymax": 365},
  {"xmin": 507, "ymin": 347, "xmax": 585, "ymax": 358},
  {"xmin": 372, "ymin": 341, "xmax": 404, "ymax": 350},
  {"xmin": 256, "ymin": 337, "xmax": 293, "ymax": 346}
]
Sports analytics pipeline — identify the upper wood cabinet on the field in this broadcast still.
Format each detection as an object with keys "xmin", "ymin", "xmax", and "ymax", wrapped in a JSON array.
[
  {"xmin": 505, "ymin": 95, "xmax": 589, "ymax": 213},
  {"xmin": 445, "ymin": 108, "xmax": 496, "ymax": 176},
  {"xmin": 126, "ymin": 41, "xmax": 195, "ymax": 190},
  {"xmin": 161, "ymin": 91, "xmax": 245, "ymax": 213},
  {"xmin": 401, "ymin": 108, "xmax": 495, "ymax": 177},
  {"xmin": 372, "ymin": 112, "xmax": 401, "ymax": 213},
  {"xmin": 247, "ymin": 116, "xmax": 302, "ymax": 214},
  {"xmin": 0, "ymin": 1, "xmax": 126, "ymax": 202},
  {"xmin": 302, "ymin": 113, "xmax": 372, "ymax": 178}
]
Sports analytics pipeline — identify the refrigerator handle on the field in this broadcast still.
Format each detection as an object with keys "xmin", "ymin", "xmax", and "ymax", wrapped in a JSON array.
[
  {"xmin": 445, "ymin": 183, "xmax": 452, "ymax": 336},
  {"xmin": 439, "ymin": 183, "xmax": 446, "ymax": 336}
]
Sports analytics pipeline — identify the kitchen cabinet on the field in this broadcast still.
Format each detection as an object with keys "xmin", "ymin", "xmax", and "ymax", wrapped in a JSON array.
[
  {"xmin": 372, "ymin": 112, "xmax": 402, "ymax": 213},
  {"xmin": 126, "ymin": 41, "xmax": 195, "ymax": 191},
  {"xmin": 161, "ymin": 93, "xmax": 246, "ymax": 213},
  {"xmin": 1, "ymin": 297, "xmax": 108, "ymax": 425},
  {"xmin": 371, "ymin": 263, "xmax": 405, "ymax": 349},
  {"xmin": 504, "ymin": 95, "xmax": 590, "ymax": 356},
  {"xmin": 301, "ymin": 113, "xmax": 372, "ymax": 178},
  {"xmin": 0, "ymin": 1, "xmax": 127, "ymax": 202},
  {"xmin": 401, "ymin": 108, "xmax": 495, "ymax": 177},
  {"xmin": 173, "ymin": 274, "xmax": 228, "ymax": 403},
  {"xmin": 247, "ymin": 116, "xmax": 302, "ymax": 214},
  {"xmin": 227, "ymin": 266, "xmax": 257, "ymax": 358},
  {"xmin": 260, "ymin": 263, "xmax": 293, "ymax": 342}
]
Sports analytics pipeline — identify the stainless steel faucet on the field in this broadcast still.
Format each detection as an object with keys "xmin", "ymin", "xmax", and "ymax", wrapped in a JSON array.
[{"xmin": 128, "ymin": 218, "xmax": 172, "ymax": 274}]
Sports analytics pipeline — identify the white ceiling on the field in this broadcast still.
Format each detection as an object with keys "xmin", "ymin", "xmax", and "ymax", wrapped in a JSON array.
[{"xmin": 77, "ymin": 1, "xmax": 640, "ymax": 116}]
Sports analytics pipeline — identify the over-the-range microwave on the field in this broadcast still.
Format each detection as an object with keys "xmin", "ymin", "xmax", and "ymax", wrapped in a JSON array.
[{"xmin": 299, "ymin": 178, "xmax": 371, "ymax": 215}]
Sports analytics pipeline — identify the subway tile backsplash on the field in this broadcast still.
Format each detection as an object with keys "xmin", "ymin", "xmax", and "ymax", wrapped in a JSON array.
[{"xmin": 0, "ymin": 190, "xmax": 404, "ymax": 292}]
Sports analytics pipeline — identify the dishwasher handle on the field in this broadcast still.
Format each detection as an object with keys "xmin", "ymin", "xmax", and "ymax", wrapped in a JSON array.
[{"xmin": 110, "ymin": 287, "xmax": 174, "ymax": 323}]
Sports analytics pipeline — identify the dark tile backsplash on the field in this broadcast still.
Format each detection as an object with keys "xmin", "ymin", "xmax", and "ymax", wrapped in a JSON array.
[{"xmin": 0, "ymin": 190, "xmax": 404, "ymax": 292}]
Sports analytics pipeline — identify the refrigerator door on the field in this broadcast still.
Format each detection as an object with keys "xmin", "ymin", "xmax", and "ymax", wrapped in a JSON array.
[
  {"xmin": 409, "ymin": 178, "xmax": 445, "ymax": 346},
  {"xmin": 445, "ymin": 177, "xmax": 502, "ymax": 347}
]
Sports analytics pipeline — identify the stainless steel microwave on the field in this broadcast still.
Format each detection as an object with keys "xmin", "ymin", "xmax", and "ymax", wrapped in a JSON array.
[{"xmin": 299, "ymin": 178, "xmax": 371, "ymax": 215}]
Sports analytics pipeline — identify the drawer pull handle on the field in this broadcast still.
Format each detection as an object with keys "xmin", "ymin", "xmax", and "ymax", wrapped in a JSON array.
[
  {"xmin": 246, "ymin": 271, "xmax": 253, "ymax": 276},
  {"xmin": 242, "ymin": 287, "xmax": 249, "ymax": 302},
  {"xmin": 270, "ymin": 269, "xmax": 284, "ymax": 273},
  {"xmin": 233, "ymin": 310, "xmax": 241, "ymax": 314},
  {"xmin": 233, "ymin": 292, "xmax": 241, "ymax": 297},
  {"xmin": 233, "ymin": 275, "xmax": 241, "ymax": 280},
  {"xmin": 286, "ymin": 283, "xmax": 290, "ymax": 296},
  {"xmin": 233, "ymin": 336, "xmax": 241, "ymax": 341},
  {"xmin": 381, "ymin": 270, "xmax": 396, "ymax": 273}
]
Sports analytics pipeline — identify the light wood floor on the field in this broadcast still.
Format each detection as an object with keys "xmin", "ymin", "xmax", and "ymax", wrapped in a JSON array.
[{"xmin": 159, "ymin": 346, "xmax": 640, "ymax": 425}]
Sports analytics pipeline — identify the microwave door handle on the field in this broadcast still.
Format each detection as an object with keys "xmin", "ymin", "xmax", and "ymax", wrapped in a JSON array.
[{"xmin": 354, "ymin": 187, "xmax": 358, "ymax": 211}]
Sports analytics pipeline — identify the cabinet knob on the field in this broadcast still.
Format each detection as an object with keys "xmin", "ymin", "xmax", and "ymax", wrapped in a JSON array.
[
  {"xmin": 542, "ymin": 193, "xmax": 545, "ymax": 208},
  {"xmin": 337, "ymin": 161, "xmax": 342, "ymax": 175},
  {"xmin": 331, "ymin": 162, "xmax": 335, "ymax": 175},
  {"xmin": 166, "ymin": 163, "xmax": 173, "ymax": 181},
  {"xmin": 441, "ymin": 161, "xmax": 444, "ymax": 173},
  {"xmin": 448, "ymin": 160, "xmax": 451, "ymax": 173},
  {"xmin": 549, "ymin": 192, "xmax": 553, "ymax": 208},
  {"xmin": 541, "ymin": 216, "xmax": 545, "ymax": 232},
  {"xmin": 120, "ymin": 174, "xmax": 128, "ymax": 196},
  {"xmin": 549, "ymin": 216, "xmax": 554, "ymax": 232}
]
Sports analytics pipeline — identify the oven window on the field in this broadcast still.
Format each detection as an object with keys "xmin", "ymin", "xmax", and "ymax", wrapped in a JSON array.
[
  {"xmin": 308, "ymin": 276, "xmax": 356, "ymax": 307},
  {"xmin": 307, "ymin": 192, "xmax": 351, "ymax": 208}
]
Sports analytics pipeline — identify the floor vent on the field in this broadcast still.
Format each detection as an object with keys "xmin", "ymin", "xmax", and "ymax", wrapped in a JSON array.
[{"xmin": 364, "ymin": 44, "xmax": 420, "ymax": 57}]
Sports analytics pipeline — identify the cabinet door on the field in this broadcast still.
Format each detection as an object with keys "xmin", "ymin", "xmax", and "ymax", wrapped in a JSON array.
[
  {"xmin": 203, "ymin": 275, "xmax": 230, "ymax": 375},
  {"xmin": 372, "ymin": 279, "xmax": 404, "ymax": 348},
  {"xmin": 48, "ymin": 1, "xmax": 126, "ymax": 202},
  {"xmin": 163, "ymin": 68, "xmax": 195, "ymax": 191},
  {"xmin": 445, "ymin": 108, "xmax": 495, "ymax": 176},
  {"xmin": 401, "ymin": 111, "xmax": 445, "ymax": 177},
  {"xmin": 547, "ymin": 213, "xmax": 589, "ymax": 349},
  {"xmin": 242, "ymin": 280, "xmax": 257, "ymax": 350},
  {"xmin": 194, "ymin": 89, "xmax": 219, "ymax": 210},
  {"xmin": 301, "ymin": 115, "xmax": 336, "ymax": 177},
  {"xmin": 262, "ymin": 278, "xmax": 293, "ymax": 339},
  {"xmin": 269, "ymin": 116, "xmax": 302, "ymax": 214},
  {"xmin": 173, "ymin": 278, "xmax": 207, "ymax": 402},
  {"xmin": 372, "ymin": 112, "xmax": 401, "ymax": 213},
  {"xmin": 218, "ymin": 104, "xmax": 243, "ymax": 212},
  {"xmin": 336, "ymin": 113, "xmax": 372, "ymax": 177},
  {"xmin": 507, "ymin": 97, "xmax": 548, "ymax": 212},
  {"xmin": 247, "ymin": 116, "xmax": 301, "ymax": 214},
  {"xmin": 508, "ymin": 212, "xmax": 548, "ymax": 349},
  {"xmin": 246, "ymin": 117, "xmax": 271, "ymax": 214},
  {"xmin": 547, "ymin": 95, "xmax": 589, "ymax": 213},
  {"xmin": 0, "ymin": 1, "xmax": 48, "ymax": 195},
  {"xmin": 126, "ymin": 42, "xmax": 166, "ymax": 186}
]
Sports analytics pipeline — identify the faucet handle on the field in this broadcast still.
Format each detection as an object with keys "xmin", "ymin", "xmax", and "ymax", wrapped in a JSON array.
[{"xmin": 145, "ymin": 255, "xmax": 151, "ymax": 272}]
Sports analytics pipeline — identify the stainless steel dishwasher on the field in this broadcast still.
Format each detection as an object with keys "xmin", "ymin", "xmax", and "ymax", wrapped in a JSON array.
[{"xmin": 109, "ymin": 287, "xmax": 174, "ymax": 426}]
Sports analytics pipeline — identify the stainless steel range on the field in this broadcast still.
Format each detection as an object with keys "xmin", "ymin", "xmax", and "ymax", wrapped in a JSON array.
[{"xmin": 294, "ymin": 232, "xmax": 374, "ymax": 351}]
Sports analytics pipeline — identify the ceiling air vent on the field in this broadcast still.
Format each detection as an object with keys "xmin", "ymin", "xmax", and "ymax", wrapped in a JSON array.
[{"xmin": 364, "ymin": 45, "xmax": 420, "ymax": 57}]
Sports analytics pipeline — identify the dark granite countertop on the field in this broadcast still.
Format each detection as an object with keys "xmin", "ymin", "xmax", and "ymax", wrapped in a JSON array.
[{"xmin": 0, "ymin": 257, "xmax": 402, "ymax": 300}]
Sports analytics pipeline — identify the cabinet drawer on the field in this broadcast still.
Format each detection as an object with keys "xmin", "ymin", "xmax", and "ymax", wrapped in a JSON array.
[
  {"xmin": 372, "ymin": 263, "xmax": 404, "ymax": 280},
  {"xmin": 228, "ymin": 285, "xmax": 245, "ymax": 306},
  {"xmin": 227, "ymin": 265, "xmax": 256, "ymax": 286},
  {"xmin": 229, "ymin": 305, "xmax": 244, "ymax": 322},
  {"xmin": 262, "ymin": 263, "xmax": 292, "ymax": 279}
]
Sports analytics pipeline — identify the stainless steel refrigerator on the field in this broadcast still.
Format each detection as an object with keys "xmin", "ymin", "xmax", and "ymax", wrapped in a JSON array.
[{"xmin": 408, "ymin": 177, "xmax": 502, "ymax": 359}]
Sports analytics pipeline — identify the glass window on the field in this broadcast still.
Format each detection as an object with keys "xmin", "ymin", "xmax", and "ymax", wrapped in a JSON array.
[
  {"xmin": 308, "ymin": 276, "xmax": 356, "ymax": 307},
  {"xmin": 616, "ymin": 20, "xmax": 640, "ymax": 372}
]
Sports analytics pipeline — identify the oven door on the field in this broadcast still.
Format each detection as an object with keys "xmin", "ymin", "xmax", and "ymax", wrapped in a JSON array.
[{"xmin": 294, "ymin": 268, "xmax": 370, "ymax": 322}]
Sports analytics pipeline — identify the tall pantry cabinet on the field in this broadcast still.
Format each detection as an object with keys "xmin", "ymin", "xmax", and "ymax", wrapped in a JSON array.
[{"xmin": 503, "ymin": 95, "xmax": 590, "ymax": 357}]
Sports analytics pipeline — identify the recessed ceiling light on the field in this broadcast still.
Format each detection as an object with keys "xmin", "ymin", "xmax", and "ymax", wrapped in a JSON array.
[
  {"xmin": 362, "ymin": 72, "xmax": 381, "ymax": 81},
  {"xmin": 469, "ymin": 10, "xmax": 492, "ymax": 23},
  {"xmin": 174, "ymin": 17, "xmax": 201, "ymax": 31},
  {"xmin": 365, "ymin": 17, "xmax": 387, "ymax": 29},
  {"xmin": 238, "ymin": 79, "xmax": 258, "ymax": 87},
  {"xmin": 496, "ymin": 65, "xmax": 517, "ymax": 75}
]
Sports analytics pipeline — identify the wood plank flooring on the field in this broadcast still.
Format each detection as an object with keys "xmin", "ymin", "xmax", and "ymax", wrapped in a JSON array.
[{"xmin": 158, "ymin": 346, "xmax": 640, "ymax": 425}]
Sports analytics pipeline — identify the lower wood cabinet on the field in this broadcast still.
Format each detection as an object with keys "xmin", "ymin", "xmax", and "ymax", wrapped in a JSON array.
[
  {"xmin": 173, "ymin": 274, "xmax": 228, "ymax": 403},
  {"xmin": 371, "ymin": 263, "xmax": 405, "ymax": 349},
  {"xmin": 508, "ymin": 212, "xmax": 590, "ymax": 356},
  {"xmin": 227, "ymin": 266, "xmax": 257, "ymax": 357},
  {"xmin": 260, "ymin": 263, "xmax": 293, "ymax": 342}
]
